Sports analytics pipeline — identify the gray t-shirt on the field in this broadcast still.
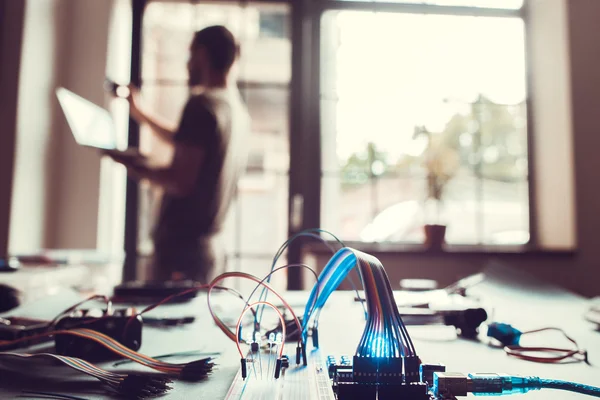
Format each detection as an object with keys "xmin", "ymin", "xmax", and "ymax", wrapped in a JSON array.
[{"xmin": 153, "ymin": 88, "xmax": 249, "ymax": 248}]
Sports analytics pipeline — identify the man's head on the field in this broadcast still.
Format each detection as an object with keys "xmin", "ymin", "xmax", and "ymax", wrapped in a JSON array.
[{"xmin": 188, "ymin": 25, "xmax": 239, "ymax": 87}]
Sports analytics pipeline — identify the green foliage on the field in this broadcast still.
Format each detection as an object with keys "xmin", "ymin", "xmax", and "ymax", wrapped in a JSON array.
[{"xmin": 339, "ymin": 95, "xmax": 527, "ymax": 188}]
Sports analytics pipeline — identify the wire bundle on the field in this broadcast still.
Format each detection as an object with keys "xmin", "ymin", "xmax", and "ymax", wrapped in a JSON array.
[
  {"xmin": 0, "ymin": 328, "xmax": 215, "ymax": 381},
  {"xmin": 302, "ymin": 247, "xmax": 418, "ymax": 381},
  {"xmin": 0, "ymin": 352, "xmax": 172, "ymax": 399}
]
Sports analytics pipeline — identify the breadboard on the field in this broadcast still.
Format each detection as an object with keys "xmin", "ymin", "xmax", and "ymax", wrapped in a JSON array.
[{"xmin": 225, "ymin": 347, "xmax": 336, "ymax": 400}]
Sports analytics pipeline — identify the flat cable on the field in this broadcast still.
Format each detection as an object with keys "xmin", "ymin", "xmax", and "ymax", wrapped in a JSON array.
[{"xmin": 0, "ymin": 352, "xmax": 171, "ymax": 399}]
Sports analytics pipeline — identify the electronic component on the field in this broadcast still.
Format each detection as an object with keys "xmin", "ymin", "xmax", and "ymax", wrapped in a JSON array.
[
  {"xmin": 54, "ymin": 308, "xmax": 142, "ymax": 361},
  {"xmin": 487, "ymin": 322, "xmax": 522, "ymax": 346},
  {"xmin": 0, "ymin": 283, "xmax": 20, "ymax": 312},
  {"xmin": 0, "ymin": 317, "xmax": 52, "ymax": 349},
  {"xmin": 441, "ymin": 308, "xmax": 488, "ymax": 338},
  {"xmin": 420, "ymin": 363, "xmax": 446, "ymax": 388}
]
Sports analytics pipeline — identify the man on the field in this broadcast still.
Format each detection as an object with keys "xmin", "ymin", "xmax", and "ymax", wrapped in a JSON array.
[{"xmin": 108, "ymin": 26, "xmax": 250, "ymax": 283}]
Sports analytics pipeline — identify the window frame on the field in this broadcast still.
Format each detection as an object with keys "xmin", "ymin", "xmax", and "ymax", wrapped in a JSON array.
[
  {"xmin": 124, "ymin": 0, "xmax": 539, "ymax": 287},
  {"xmin": 305, "ymin": 0, "xmax": 538, "ymax": 251}
]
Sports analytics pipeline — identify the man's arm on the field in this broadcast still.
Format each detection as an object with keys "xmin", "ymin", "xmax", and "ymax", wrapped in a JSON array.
[
  {"xmin": 107, "ymin": 145, "xmax": 205, "ymax": 196},
  {"xmin": 127, "ymin": 85, "xmax": 177, "ymax": 144},
  {"xmin": 108, "ymin": 95, "xmax": 217, "ymax": 195}
]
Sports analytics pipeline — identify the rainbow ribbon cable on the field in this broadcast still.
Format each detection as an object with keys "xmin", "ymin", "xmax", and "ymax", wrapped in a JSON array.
[
  {"xmin": 302, "ymin": 247, "xmax": 419, "ymax": 382},
  {"xmin": 0, "ymin": 328, "xmax": 214, "ymax": 381},
  {"xmin": 0, "ymin": 352, "xmax": 172, "ymax": 398}
]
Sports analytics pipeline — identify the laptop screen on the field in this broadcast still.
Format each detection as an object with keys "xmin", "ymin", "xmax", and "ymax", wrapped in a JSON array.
[{"xmin": 56, "ymin": 87, "xmax": 117, "ymax": 150}]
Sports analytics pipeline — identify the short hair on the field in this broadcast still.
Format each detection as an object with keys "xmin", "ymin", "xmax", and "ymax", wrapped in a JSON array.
[{"xmin": 191, "ymin": 25, "xmax": 239, "ymax": 72}]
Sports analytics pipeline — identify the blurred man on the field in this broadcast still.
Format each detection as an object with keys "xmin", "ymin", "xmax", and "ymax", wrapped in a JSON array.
[{"xmin": 108, "ymin": 26, "xmax": 250, "ymax": 283}]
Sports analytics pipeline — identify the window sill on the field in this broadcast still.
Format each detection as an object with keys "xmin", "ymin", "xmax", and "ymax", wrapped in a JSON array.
[{"xmin": 306, "ymin": 241, "xmax": 576, "ymax": 257}]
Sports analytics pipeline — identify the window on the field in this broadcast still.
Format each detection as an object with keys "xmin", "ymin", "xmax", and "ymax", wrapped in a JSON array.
[
  {"xmin": 138, "ymin": 1, "xmax": 291, "ymax": 289},
  {"xmin": 328, "ymin": 0, "xmax": 523, "ymax": 8},
  {"xmin": 320, "ymin": 6, "xmax": 529, "ymax": 245}
]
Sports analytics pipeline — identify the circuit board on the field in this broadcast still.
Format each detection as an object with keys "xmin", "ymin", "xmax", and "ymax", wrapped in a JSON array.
[{"xmin": 225, "ymin": 347, "xmax": 336, "ymax": 400}]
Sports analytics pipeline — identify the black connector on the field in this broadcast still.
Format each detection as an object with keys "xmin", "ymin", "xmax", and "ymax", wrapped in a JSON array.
[
  {"xmin": 327, "ymin": 355, "xmax": 338, "ymax": 378},
  {"xmin": 179, "ymin": 358, "xmax": 215, "ymax": 381},
  {"xmin": 301, "ymin": 343, "xmax": 308, "ymax": 366},
  {"xmin": 274, "ymin": 359, "xmax": 283, "ymax": 379},
  {"xmin": 420, "ymin": 363, "xmax": 446, "ymax": 388},
  {"xmin": 296, "ymin": 344, "xmax": 302, "ymax": 365},
  {"xmin": 337, "ymin": 383, "xmax": 377, "ymax": 400},
  {"xmin": 352, "ymin": 356, "xmax": 378, "ymax": 383},
  {"xmin": 404, "ymin": 356, "xmax": 421, "ymax": 383},
  {"xmin": 116, "ymin": 374, "xmax": 172, "ymax": 398},
  {"xmin": 281, "ymin": 355, "xmax": 290, "ymax": 369},
  {"xmin": 378, "ymin": 382, "xmax": 429, "ymax": 400},
  {"xmin": 443, "ymin": 308, "xmax": 488, "ymax": 338},
  {"xmin": 240, "ymin": 358, "xmax": 247, "ymax": 380},
  {"xmin": 312, "ymin": 327, "xmax": 319, "ymax": 348},
  {"xmin": 250, "ymin": 342, "xmax": 259, "ymax": 353},
  {"xmin": 377, "ymin": 357, "xmax": 403, "ymax": 383},
  {"xmin": 54, "ymin": 310, "xmax": 142, "ymax": 361}
]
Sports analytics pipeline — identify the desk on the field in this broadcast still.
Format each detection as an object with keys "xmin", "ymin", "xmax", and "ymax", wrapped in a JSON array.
[{"xmin": 0, "ymin": 265, "xmax": 598, "ymax": 399}]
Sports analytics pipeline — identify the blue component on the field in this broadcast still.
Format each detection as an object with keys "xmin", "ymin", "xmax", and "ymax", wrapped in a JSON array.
[
  {"xmin": 420, "ymin": 363, "xmax": 446, "ymax": 388},
  {"xmin": 470, "ymin": 374, "xmax": 541, "ymax": 396},
  {"xmin": 486, "ymin": 323, "xmax": 522, "ymax": 346}
]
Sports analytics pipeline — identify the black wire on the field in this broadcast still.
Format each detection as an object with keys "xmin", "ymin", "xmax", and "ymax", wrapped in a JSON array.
[{"xmin": 20, "ymin": 391, "xmax": 89, "ymax": 400}]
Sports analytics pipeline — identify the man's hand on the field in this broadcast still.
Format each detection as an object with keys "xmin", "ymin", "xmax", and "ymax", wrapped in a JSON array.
[
  {"xmin": 127, "ymin": 84, "xmax": 147, "ymax": 124},
  {"xmin": 102, "ymin": 149, "xmax": 146, "ymax": 168},
  {"xmin": 102, "ymin": 147, "xmax": 200, "ymax": 196}
]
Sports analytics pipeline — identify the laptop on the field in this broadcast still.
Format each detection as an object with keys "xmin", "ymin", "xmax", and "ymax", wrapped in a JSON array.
[{"xmin": 56, "ymin": 87, "xmax": 142, "ymax": 159}]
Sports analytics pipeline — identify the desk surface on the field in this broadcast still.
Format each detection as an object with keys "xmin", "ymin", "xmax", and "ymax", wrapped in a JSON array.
[{"xmin": 0, "ymin": 265, "xmax": 598, "ymax": 399}]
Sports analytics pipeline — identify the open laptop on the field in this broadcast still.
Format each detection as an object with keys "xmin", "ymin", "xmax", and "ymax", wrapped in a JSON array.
[{"xmin": 56, "ymin": 87, "xmax": 142, "ymax": 159}]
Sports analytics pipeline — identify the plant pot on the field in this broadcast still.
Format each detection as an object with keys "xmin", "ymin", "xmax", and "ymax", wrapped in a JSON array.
[{"xmin": 424, "ymin": 224, "xmax": 446, "ymax": 251}]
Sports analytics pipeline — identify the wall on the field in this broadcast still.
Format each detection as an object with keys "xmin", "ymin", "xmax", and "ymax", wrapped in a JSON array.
[
  {"xmin": 565, "ymin": 0, "xmax": 600, "ymax": 297},
  {"xmin": 8, "ymin": 0, "xmax": 116, "ymax": 253},
  {"xmin": 9, "ymin": 0, "xmax": 69, "ymax": 252},
  {"xmin": 50, "ymin": 0, "xmax": 113, "ymax": 249}
]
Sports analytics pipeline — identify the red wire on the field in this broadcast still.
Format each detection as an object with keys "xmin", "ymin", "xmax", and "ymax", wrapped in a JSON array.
[
  {"xmin": 504, "ymin": 327, "xmax": 589, "ymax": 364},
  {"xmin": 235, "ymin": 301, "xmax": 286, "ymax": 358},
  {"xmin": 207, "ymin": 272, "xmax": 302, "ymax": 342}
]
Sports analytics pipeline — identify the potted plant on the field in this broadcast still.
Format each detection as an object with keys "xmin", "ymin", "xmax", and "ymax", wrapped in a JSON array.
[{"xmin": 420, "ymin": 130, "xmax": 459, "ymax": 250}]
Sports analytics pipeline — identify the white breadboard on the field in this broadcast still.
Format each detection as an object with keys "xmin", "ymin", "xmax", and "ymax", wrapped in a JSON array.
[{"xmin": 225, "ymin": 347, "xmax": 336, "ymax": 400}]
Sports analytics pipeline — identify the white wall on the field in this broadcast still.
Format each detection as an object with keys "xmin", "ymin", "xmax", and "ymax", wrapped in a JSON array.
[
  {"xmin": 9, "ymin": 0, "xmax": 121, "ymax": 253},
  {"xmin": 9, "ymin": 0, "xmax": 69, "ymax": 252},
  {"xmin": 51, "ymin": 0, "xmax": 113, "ymax": 249}
]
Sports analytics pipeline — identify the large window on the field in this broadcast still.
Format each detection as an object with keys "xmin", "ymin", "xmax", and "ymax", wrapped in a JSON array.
[
  {"xmin": 320, "ymin": 5, "xmax": 529, "ymax": 245},
  {"xmin": 127, "ymin": 0, "xmax": 533, "ymax": 287},
  {"xmin": 138, "ymin": 1, "xmax": 291, "ymax": 289}
]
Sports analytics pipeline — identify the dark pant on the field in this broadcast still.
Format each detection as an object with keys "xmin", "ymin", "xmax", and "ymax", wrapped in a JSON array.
[{"xmin": 152, "ymin": 236, "xmax": 223, "ymax": 284}]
